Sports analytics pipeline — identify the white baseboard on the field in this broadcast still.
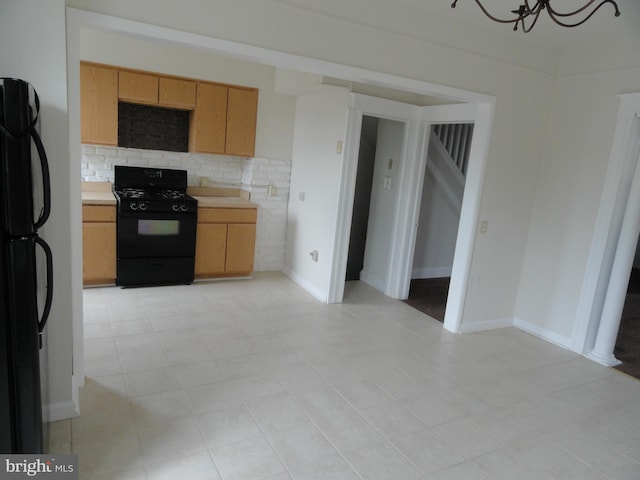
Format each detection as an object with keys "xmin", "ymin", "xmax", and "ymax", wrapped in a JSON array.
[
  {"xmin": 47, "ymin": 400, "xmax": 79, "ymax": 422},
  {"xmin": 513, "ymin": 317, "xmax": 573, "ymax": 350},
  {"xmin": 281, "ymin": 266, "xmax": 328, "ymax": 303},
  {"xmin": 459, "ymin": 317, "xmax": 514, "ymax": 333},
  {"xmin": 411, "ymin": 267, "xmax": 452, "ymax": 279},
  {"xmin": 359, "ymin": 270, "xmax": 386, "ymax": 293}
]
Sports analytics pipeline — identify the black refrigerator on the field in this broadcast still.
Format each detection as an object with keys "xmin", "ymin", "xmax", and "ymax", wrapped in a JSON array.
[{"xmin": 0, "ymin": 78, "xmax": 53, "ymax": 453}]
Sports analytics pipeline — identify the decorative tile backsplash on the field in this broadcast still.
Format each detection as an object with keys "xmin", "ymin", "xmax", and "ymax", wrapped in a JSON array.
[
  {"xmin": 81, "ymin": 144, "xmax": 291, "ymax": 272},
  {"xmin": 118, "ymin": 102, "xmax": 190, "ymax": 152}
]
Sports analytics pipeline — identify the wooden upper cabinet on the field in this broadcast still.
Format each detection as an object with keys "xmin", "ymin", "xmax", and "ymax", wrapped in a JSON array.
[
  {"xmin": 80, "ymin": 62, "xmax": 258, "ymax": 155},
  {"xmin": 80, "ymin": 63, "xmax": 118, "ymax": 146},
  {"xmin": 118, "ymin": 70, "xmax": 158, "ymax": 104},
  {"xmin": 189, "ymin": 82, "xmax": 228, "ymax": 154},
  {"xmin": 159, "ymin": 77, "xmax": 196, "ymax": 109},
  {"xmin": 226, "ymin": 88, "xmax": 258, "ymax": 157}
]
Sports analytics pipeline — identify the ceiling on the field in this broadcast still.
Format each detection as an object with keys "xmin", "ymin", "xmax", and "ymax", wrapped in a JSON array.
[{"xmin": 418, "ymin": 0, "xmax": 640, "ymax": 49}]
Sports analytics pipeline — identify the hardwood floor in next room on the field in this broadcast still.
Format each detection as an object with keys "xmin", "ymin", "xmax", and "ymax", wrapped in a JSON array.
[{"xmin": 403, "ymin": 277, "xmax": 450, "ymax": 323}]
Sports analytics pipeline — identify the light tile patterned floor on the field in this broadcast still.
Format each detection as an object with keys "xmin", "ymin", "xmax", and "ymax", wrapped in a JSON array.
[{"xmin": 51, "ymin": 272, "xmax": 640, "ymax": 479}]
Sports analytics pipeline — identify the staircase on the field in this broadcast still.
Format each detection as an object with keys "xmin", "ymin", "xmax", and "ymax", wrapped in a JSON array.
[
  {"xmin": 427, "ymin": 123, "xmax": 473, "ymax": 211},
  {"xmin": 432, "ymin": 123, "xmax": 473, "ymax": 176}
]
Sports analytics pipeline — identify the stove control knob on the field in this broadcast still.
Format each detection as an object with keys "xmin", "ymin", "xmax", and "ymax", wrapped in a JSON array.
[
  {"xmin": 180, "ymin": 204, "xmax": 188, "ymax": 212},
  {"xmin": 172, "ymin": 204, "xmax": 180, "ymax": 212},
  {"xmin": 130, "ymin": 202, "xmax": 138, "ymax": 211},
  {"xmin": 139, "ymin": 202, "xmax": 148, "ymax": 211}
]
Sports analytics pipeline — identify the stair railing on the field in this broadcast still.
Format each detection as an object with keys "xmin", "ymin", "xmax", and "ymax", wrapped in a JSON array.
[{"xmin": 432, "ymin": 123, "xmax": 473, "ymax": 176}]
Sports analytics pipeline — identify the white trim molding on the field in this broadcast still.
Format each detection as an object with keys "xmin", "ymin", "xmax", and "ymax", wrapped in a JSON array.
[
  {"xmin": 411, "ymin": 267, "xmax": 453, "ymax": 279},
  {"xmin": 514, "ymin": 318, "xmax": 573, "ymax": 351},
  {"xmin": 460, "ymin": 317, "xmax": 514, "ymax": 333},
  {"xmin": 573, "ymin": 93, "xmax": 640, "ymax": 365}
]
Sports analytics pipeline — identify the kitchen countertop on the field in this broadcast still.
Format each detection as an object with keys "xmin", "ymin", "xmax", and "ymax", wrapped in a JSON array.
[
  {"xmin": 81, "ymin": 183, "xmax": 257, "ymax": 209},
  {"xmin": 191, "ymin": 196, "xmax": 257, "ymax": 209},
  {"xmin": 82, "ymin": 191, "xmax": 117, "ymax": 205}
]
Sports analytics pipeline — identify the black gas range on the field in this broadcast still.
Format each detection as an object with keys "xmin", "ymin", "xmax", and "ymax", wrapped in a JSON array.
[{"xmin": 113, "ymin": 165, "xmax": 197, "ymax": 287}]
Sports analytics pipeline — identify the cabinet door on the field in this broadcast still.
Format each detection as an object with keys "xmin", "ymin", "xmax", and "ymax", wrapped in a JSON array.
[
  {"xmin": 159, "ymin": 77, "xmax": 196, "ymax": 109},
  {"xmin": 226, "ymin": 88, "xmax": 258, "ymax": 157},
  {"xmin": 189, "ymin": 82, "xmax": 228, "ymax": 154},
  {"xmin": 80, "ymin": 63, "xmax": 118, "ymax": 146},
  {"xmin": 195, "ymin": 223, "xmax": 227, "ymax": 276},
  {"xmin": 226, "ymin": 223, "xmax": 256, "ymax": 274},
  {"xmin": 82, "ymin": 223, "xmax": 116, "ymax": 285},
  {"xmin": 118, "ymin": 70, "xmax": 159, "ymax": 104}
]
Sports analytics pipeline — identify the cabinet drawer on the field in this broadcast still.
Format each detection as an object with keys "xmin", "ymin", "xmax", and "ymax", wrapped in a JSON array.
[
  {"xmin": 83, "ymin": 205, "xmax": 116, "ymax": 222},
  {"xmin": 198, "ymin": 208, "xmax": 257, "ymax": 224}
]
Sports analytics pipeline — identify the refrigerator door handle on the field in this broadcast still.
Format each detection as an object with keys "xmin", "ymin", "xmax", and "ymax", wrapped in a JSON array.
[
  {"xmin": 34, "ymin": 234, "xmax": 53, "ymax": 337},
  {"xmin": 30, "ymin": 119, "xmax": 51, "ymax": 230},
  {"xmin": 0, "ymin": 85, "xmax": 51, "ymax": 230}
]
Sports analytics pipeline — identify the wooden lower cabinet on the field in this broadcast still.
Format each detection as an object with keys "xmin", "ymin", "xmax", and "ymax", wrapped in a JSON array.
[
  {"xmin": 81, "ymin": 204, "xmax": 256, "ymax": 284},
  {"xmin": 195, "ymin": 207, "xmax": 257, "ymax": 278},
  {"xmin": 194, "ymin": 223, "xmax": 227, "ymax": 276},
  {"xmin": 226, "ymin": 223, "xmax": 257, "ymax": 273},
  {"xmin": 82, "ymin": 205, "xmax": 117, "ymax": 285}
]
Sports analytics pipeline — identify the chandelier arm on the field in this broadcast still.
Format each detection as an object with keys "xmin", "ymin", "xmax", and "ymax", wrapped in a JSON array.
[
  {"xmin": 546, "ymin": 0, "xmax": 619, "ymax": 17},
  {"xmin": 451, "ymin": 0, "xmax": 519, "ymax": 24},
  {"xmin": 520, "ymin": 7, "xmax": 543, "ymax": 32},
  {"xmin": 547, "ymin": 0, "xmax": 620, "ymax": 27},
  {"xmin": 522, "ymin": 0, "xmax": 542, "ymax": 15}
]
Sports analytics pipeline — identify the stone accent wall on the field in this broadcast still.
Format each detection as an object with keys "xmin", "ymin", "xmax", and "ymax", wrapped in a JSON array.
[{"xmin": 81, "ymin": 145, "xmax": 291, "ymax": 272}]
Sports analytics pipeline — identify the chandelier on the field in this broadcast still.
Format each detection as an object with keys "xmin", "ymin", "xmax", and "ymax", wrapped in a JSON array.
[{"xmin": 450, "ymin": 0, "xmax": 620, "ymax": 32}]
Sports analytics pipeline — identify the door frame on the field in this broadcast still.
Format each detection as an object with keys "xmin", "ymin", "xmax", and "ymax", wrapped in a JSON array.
[
  {"xmin": 574, "ymin": 93, "xmax": 640, "ymax": 363},
  {"xmin": 329, "ymin": 95, "xmax": 496, "ymax": 334}
]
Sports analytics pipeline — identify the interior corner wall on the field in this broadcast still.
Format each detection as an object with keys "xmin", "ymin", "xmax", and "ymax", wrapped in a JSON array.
[
  {"xmin": 360, "ymin": 119, "xmax": 405, "ymax": 292},
  {"xmin": 283, "ymin": 91, "xmax": 350, "ymax": 300},
  {"xmin": 1, "ymin": 0, "xmax": 77, "ymax": 419},
  {"xmin": 515, "ymin": 38, "xmax": 640, "ymax": 348}
]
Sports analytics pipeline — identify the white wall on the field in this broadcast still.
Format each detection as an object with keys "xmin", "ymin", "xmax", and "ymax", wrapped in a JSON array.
[
  {"xmin": 361, "ymin": 119, "xmax": 404, "ymax": 291},
  {"xmin": 284, "ymin": 90, "xmax": 350, "ymax": 300},
  {"xmin": 515, "ymin": 33, "xmax": 640, "ymax": 347},
  {"xmin": 412, "ymin": 168, "xmax": 460, "ymax": 279},
  {"xmin": 1, "ymin": 0, "xmax": 77, "ymax": 419}
]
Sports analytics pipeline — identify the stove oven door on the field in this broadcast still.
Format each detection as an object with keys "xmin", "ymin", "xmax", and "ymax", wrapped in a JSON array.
[{"xmin": 116, "ymin": 210, "xmax": 197, "ymax": 286}]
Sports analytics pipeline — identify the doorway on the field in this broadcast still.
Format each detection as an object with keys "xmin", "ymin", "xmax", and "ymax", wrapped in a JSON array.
[
  {"xmin": 614, "ymin": 262, "xmax": 640, "ymax": 379},
  {"xmin": 403, "ymin": 123, "xmax": 473, "ymax": 322},
  {"xmin": 345, "ymin": 115, "xmax": 406, "ymax": 293}
]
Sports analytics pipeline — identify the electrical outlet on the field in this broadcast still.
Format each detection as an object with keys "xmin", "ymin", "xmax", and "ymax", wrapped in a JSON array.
[
  {"xmin": 480, "ymin": 220, "xmax": 488, "ymax": 234},
  {"xmin": 268, "ymin": 185, "xmax": 277, "ymax": 197}
]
